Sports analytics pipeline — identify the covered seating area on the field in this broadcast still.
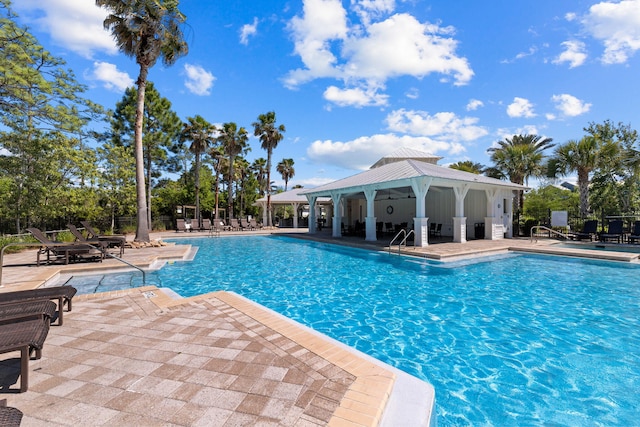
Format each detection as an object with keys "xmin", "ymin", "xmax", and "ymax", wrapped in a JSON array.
[
  {"xmin": 299, "ymin": 148, "xmax": 525, "ymax": 247},
  {"xmin": 254, "ymin": 189, "xmax": 331, "ymax": 229}
]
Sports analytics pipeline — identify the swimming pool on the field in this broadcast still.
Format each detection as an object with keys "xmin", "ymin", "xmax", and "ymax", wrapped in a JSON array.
[{"xmin": 65, "ymin": 235, "xmax": 640, "ymax": 426}]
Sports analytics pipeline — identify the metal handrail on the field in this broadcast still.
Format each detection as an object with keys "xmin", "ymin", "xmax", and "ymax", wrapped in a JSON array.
[
  {"xmin": 0, "ymin": 241, "xmax": 146, "ymax": 288},
  {"xmin": 388, "ymin": 228, "xmax": 415, "ymax": 253},
  {"xmin": 530, "ymin": 225, "xmax": 570, "ymax": 243}
]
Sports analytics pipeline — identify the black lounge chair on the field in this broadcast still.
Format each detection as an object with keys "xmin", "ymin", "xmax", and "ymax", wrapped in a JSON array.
[
  {"xmin": 569, "ymin": 220, "xmax": 598, "ymax": 241},
  {"xmin": 0, "ymin": 317, "xmax": 50, "ymax": 392},
  {"xmin": 599, "ymin": 220, "xmax": 624, "ymax": 243},
  {"xmin": 27, "ymin": 228, "xmax": 102, "ymax": 266},
  {"xmin": 0, "ymin": 286, "xmax": 77, "ymax": 326},
  {"xmin": 80, "ymin": 221, "xmax": 127, "ymax": 253},
  {"xmin": 628, "ymin": 221, "xmax": 640, "ymax": 244}
]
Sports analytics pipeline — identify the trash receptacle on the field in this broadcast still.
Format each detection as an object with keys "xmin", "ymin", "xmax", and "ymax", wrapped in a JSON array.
[{"xmin": 474, "ymin": 222, "xmax": 485, "ymax": 239}]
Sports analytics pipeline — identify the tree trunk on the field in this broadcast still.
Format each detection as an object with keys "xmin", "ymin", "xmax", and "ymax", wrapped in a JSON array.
[
  {"xmin": 194, "ymin": 153, "xmax": 201, "ymax": 229},
  {"xmin": 266, "ymin": 149, "xmax": 272, "ymax": 227},
  {"xmin": 228, "ymin": 155, "xmax": 235, "ymax": 220},
  {"xmin": 134, "ymin": 67, "xmax": 150, "ymax": 243},
  {"xmin": 578, "ymin": 168, "xmax": 590, "ymax": 217}
]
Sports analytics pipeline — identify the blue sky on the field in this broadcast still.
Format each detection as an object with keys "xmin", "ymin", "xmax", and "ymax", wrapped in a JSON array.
[{"xmin": 12, "ymin": 0, "xmax": 640, "ymax": 189}]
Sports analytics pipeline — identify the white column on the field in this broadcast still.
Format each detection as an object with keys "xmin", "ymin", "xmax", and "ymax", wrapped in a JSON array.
[
  {"xmin": 331, "ymin": 192, "xmax": 343, "ymax": 238},
  {"xmin": 259, "ymin": 201, "xmax": 268, "ymax": 227},
  {"xmin": 306, "ymin": 195, "xmax": 317, "ymax": 234},
  {"xmin": 453, "ymin": 185, "xmax": 469, "ymax": 243},
  {"xmin": 484, "ymin": 189, "xmax": 502, "ymax": 240},
  {"xmin": 292, "ymin": 202, "xmax": 300, "ymax": 228},
  {"xmin": 504, "ymin": 194, "xmax": 513, "ymax": 238},
  {"xmin": 364, "ymin": 188, "xmax": 377, "ymax": 241},
  {"xmin": 411, "ymin": 177, "xmax": 432, "ymax": 247}
]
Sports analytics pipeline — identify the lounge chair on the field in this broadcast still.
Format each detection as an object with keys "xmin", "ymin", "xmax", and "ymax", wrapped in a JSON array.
[
  {"xmin": 569, "ymin": 220, "xmax": 598, "ymax": 241},
  {"xmin": 0, "ymin": 286, "xmax": 77, "ymax": 326},
  {"xmin": 176, "ymin": 218, "xmax": 188, "ymax": 232},
  {"xmin": 0, "ymin": 316, "xmax": 50, "ymax": 392},
  {"xmin": 78, "ymin": 221, "xmax": 126, "ymax": 254},
  {"xmin": 68, "ymin": 223, "xmax": 121, "ymax": 258},
  {"xmin": 599, "ymin": 220, "xmax": 624, "ymax": 243},
  {"xmin": 250, "ymin": 219, "xmax": 262, "ymax": 230},
  {"xmin": 229, "ymin": 218, "xmax": 241, "ymax": 231},
  {"xmin": 0, "ymin": 300, "xmax": 57, "ymax": 325},
  {"xmin": 0, "ymin": 400, "xmax": 23, "ymax": 427},
  {"xmin": 240, "ymin": 219, "xmax": 251, "ymax": 231},
  {"xmin": 628, "ymin": 221, "xmax": 640, "ymax": 244},
  {"xmin": 200, "ymin": 219, "xmax": 212, "ymax": 232},
  {"xmin": 27, "ymin": 228, "xmax": 102, "ymax": 266}
]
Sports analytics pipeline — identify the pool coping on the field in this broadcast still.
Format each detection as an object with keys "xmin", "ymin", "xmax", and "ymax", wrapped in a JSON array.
[{"xmin": 78, "ymin": 286, "xmax": 435, "ymax": 426}]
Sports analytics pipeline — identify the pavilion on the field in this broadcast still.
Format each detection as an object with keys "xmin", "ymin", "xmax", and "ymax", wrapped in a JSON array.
[{"xmin": 298, "ymin": 148, "xmax": 526, "ymax": 247}]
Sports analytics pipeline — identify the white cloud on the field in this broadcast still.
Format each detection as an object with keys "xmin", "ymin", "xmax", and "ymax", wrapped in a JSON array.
[
  {"xmin": 89, "ymin": 62, "xmax": 134, "ymax": 92},
  {"xmin": 240, "ymin": 17, "xmax": 259, "ymax": 45},
  {"xmin": 551, "ymin": 94, "xmax": 591, "ymax": 117},
  {"xmin": 14, "ymin": 0, "xmax": 117, "ymax": 58},
  {"xmin": 582, "ymin": 0, "xmax": 640, "ymax": 64},
  {"xmin": 466, "ymin": 99, "xmax": 484, "ymax": 111},
  {"xmin": 307, "ymin": 133, "xmax": 464, "ymax": 170},
  {"xmin": 323, "ymin": 85, "xmax": 388, "ymax": 107},
  {"xmin": 506, "ymin": 97, "xmax": 536, "ymax": 118},
  {"xmin": 553, "ymin": 40, "xmax": 588, "ymax": 68},
  {"xmin": 285, "ymin": 1, "xmax": 473, "ymax": 106},
  {"xmin": 183, "ymin": 64, "xmax": 215, "ymax": 96},
  {"xmin": 385, "ymin": 109, "xmax": 488, "ymax": 142},
  {"xmin": 565, "ymin": 12, "xmax": 577, "ymax": 21}
]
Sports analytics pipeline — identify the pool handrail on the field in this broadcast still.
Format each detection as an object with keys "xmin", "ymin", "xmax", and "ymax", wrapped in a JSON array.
[
  {"xmin": 388, "ymin": 229, "xmax": 415, "ymax": 254},
  {"xmin": 530, "ymin": 225, "xmax": 570, "ymax": 243}
]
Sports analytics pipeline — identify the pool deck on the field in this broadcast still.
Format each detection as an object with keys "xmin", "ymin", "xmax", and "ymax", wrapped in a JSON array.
[{"xmin": 1, "ymin": 228, "xmax": 638, "ymax": 426}]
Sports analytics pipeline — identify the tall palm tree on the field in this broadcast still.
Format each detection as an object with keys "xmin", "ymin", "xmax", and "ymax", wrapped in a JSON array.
[
  {"xmin": 216, "ymin": 122, "xmax": 249, "ymax": 220},
  {"xmin": 207, "ymin": 145, "xmax": 225, "ymax": 222},
  {"xmin": 449, "ymin": 160, "xmax": 485, "ymax": 174},
  {"xmin": 276, "ymin": 158, "xmax": 295, "ymax": 191},
  {"xmin": 97, "ymin": 0, "xmax": 188, "ymax": 243},
  {"xmin": 552, "ymin": 136, "xmax": 598, "ymax": 217},
  {"xmin": 251, "ymin": 158, "xmax": 267, "ymax": 196},
  {"xmin": 253, "ymin": 111, "xmax": 285, "ymax": 227},
  {"xmin": 488, "ymin": 134, "xmax": 554, "ymax": 213},
  {"xmin": 181, "ymin": 115, "xmax": 216, "ymax": 229}
]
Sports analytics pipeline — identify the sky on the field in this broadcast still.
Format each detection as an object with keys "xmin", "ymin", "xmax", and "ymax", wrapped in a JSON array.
[{"xmin": 11, "ymin": 0, "xmax": 640, "ymax": 189}]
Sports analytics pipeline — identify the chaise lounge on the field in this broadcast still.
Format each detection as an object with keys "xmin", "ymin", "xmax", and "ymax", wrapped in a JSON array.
[
  {"xmin": 569, "ymin": 219, "xmax": 598, "ymax": 241},
  {"xmin": 27, "ymin": 228, "xmax": 102, "ymax": 266},
  {"xmin": 0, "ymin": 286, "xmax": 77, "ymax": 326},
  {"xmin": 628, "ymin": 221, "xmax": 640, "ymax": 244},
  {"xmin": 80, "ymin": 221, "xmax": 127, "ymax": 254},
  {"xmin": 599, "ymin": 220, "xmax": 624, "ymax": 243}
]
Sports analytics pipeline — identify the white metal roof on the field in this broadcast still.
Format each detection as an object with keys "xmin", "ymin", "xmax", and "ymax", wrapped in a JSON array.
[
  {"xmin": 255, "ymin": 189, "xmax": 331, "ymax": 204},
  {"xmin": 300, "ymin": 159, "xmax": 526, "ymax": 197},
  {"xmin": 370, "ymin": 147, "xmax": 442, "ymax": 168}
]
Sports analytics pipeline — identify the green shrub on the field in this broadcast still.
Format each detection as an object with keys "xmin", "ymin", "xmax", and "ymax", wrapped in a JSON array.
[
  {"xmin": 523, "ymin": 218, "xmax": 539, "ymax": 237},
  {"xmin": 120, "ymin": 224, "xmax": 136, "ymax": 235}
]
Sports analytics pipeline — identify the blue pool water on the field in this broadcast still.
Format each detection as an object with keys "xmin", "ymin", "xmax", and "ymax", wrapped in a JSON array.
[{"xmin": 66, "ymin": 235, "xmax": 640, "ymax": 426}]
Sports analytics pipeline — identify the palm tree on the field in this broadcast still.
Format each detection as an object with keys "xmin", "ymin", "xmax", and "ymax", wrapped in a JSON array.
[
  {"xmin": 207, "ymin": 145, "xmax": 225, "ymax": 222},
  {"xmin": 97, "ymin": 0, "xmax": 188, "ymax": 243},
  {"xmin": 251, "ymin": 158, "xmax": 267, "ymax": 196},
  {"xmin": 216, "ymin": 122, "xmax": 249, "ymax": 220},
  {"xmin": 253, "ymin": 111, "xmax": 285, "ymax": 227},
  {"xmin": 449, "ymin": 160, "xmax": 485, "ymax": 174},
  {"xmin": 488, "ymin": 134, "xmax": 554, "ymax": 213},
  {"xmin": 276, "ymin": 158, "xmax": 295, "ymax": 191},
  {"xmin": 552, "ymin": 136, "xmax": 598, "ymax": 217},
  {"xmin": 181, "ymin": 115, "xmax": 216, "ymax": 229}
]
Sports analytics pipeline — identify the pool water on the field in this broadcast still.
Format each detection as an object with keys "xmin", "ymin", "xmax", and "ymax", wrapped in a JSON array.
[{"xmin": 65, "ymin": 235, "xmax": 640, "ymax": 426}]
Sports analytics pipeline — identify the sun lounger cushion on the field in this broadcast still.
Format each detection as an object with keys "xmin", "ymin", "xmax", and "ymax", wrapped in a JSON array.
[
  {"xmin": 0, "ymin": 404, "xmax": 23, "ymax": 427},
  {"xmin": 0, "ymin": 300, "xmax": 57, "ymax": 325}
]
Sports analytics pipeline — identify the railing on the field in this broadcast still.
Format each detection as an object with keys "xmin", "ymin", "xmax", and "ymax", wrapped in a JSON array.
[
  {"xmin": 388, "ymin": 229, "xmax": 415, "ymax": 254},
  {"xmin": 530, "ymin": 225, "xmax": 570, "ymax": 243},
  {"xmin": 0, "ymin": 241, "xmax": 147, "ymax": 288}
]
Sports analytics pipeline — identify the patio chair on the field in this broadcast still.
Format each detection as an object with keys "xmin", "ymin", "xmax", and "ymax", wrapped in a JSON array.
[
  {"xmin": 0, "ymin": 300, "xmax": 57, "ymax": 325},
  {"xmin": 250, "ymin": 219, "xmax": 262, "ymax": 230},
  {"xmin": 200, "ymin": 218, "xmax": 212, "ymax": 232},
  {"xmin": 0, "ymin": 400, "xmax": 23, "ymax": 427},
  {"xmin": 569, "ymin": 220, "xmax": 598, "ymax": 241},
  {"xmin": 229, "ymin": 218, "xmax": 241, "ymax": 231},
  {"xmin": 599, "ymin": 220, "xmax": 624, "ymax": 243},
  {"xmin": 27, "ymin": 228, "xmax": 102, "ymax": 266},
  {"xmin": 0, "ymin": 316, "xmax": 51, "ymax": 392},
  {"xmin": 240, "ymin": 219, "xmax": 252, "ymax": 230},
  {"xmin": 79, "ymin": 221, "xmax": 127, "ymax": 254},
  {"xmin": 0, "ymin": 286, "xmax": 77, "ymax": 326},
  {"xmin": 628, "ymin": 221, "xmax": 640, "ymax": 244},
  {"xmin": 67, "ymin": 224, "xmax": 118, "ymax": 257}
]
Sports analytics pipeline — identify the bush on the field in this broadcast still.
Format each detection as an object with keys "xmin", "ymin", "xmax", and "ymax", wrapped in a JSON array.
[{"xmin": 523, "ymin": 219, "xmax": 539, "ymax": 237}]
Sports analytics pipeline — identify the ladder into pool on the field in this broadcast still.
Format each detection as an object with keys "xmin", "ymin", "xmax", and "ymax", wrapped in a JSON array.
[{"xmin": 388, "ymin": 229, "xmax": 415, "ymax": 254}]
